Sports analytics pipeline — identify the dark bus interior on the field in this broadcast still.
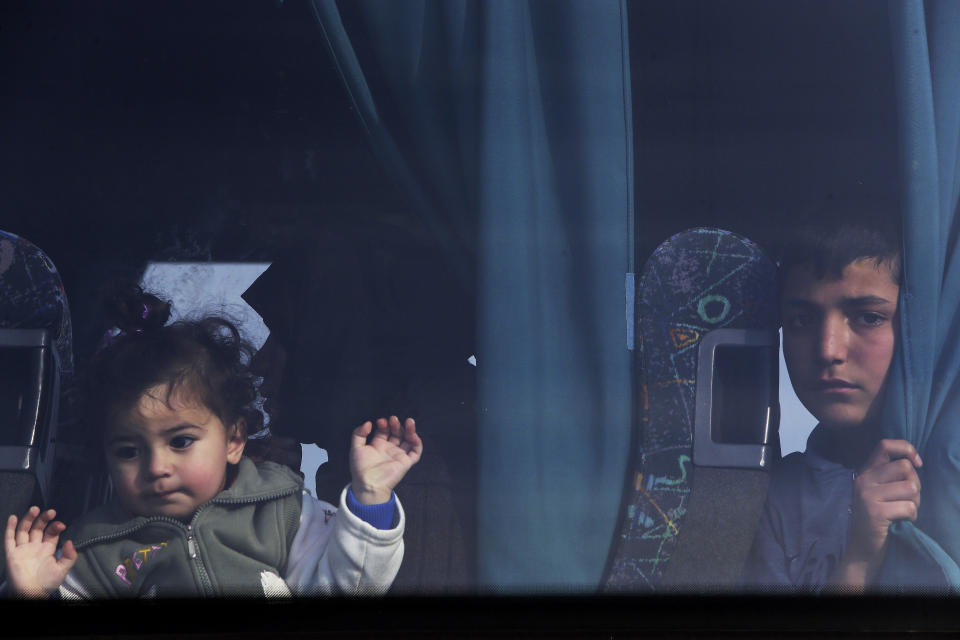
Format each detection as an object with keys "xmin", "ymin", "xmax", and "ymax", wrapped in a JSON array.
[{"xmin": 0, "ymin": 0, "xmax": 925, "ymax": 634}]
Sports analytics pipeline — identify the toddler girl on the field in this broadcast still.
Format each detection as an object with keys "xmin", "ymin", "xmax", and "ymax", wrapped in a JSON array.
[{"xmin": 4, "ymin": 284, "xmax": 421, "ymax": 597}]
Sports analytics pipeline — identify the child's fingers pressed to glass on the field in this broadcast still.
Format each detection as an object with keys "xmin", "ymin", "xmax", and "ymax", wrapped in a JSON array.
[
  {"xmin": 387, "ymin": 415, "xmax": 403, "ymax": 444},
  {"xmin": 15, "ymin": 506, "xmax": 41, "ymax": 544}
]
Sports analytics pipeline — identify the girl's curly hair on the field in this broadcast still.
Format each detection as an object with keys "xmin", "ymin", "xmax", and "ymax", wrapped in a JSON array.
[{"xmin": 83, "ymin": 282, "xmax": 264, "ymax": 447}]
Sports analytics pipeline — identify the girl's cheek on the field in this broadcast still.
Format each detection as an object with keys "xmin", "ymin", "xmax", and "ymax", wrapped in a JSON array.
[
  {"xmin": 111, "ymin": 473, "xmax": 141, "ymax": 508},
  {"xmin": 181, "ymin": 466, "xmax": 222, "ymax": 493},
  {"xmin": 114, "ymin": 468, "xmax": 136, "ymax": 489},
  {"xmin": 110, "ymin": 459, "xmax": 138, "ymax": 482}
]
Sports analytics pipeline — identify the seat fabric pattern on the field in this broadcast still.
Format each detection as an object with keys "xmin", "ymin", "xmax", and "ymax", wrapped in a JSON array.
[{"xmin": 604, "ymin": 228, "xmax": 777, "ymax": 591}]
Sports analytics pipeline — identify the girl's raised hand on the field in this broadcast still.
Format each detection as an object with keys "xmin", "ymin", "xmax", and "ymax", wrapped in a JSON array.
[
  {"xmin": 349, "ymin": 416, "xmax": 423, "ymax": 505},
  {"xmin": 4, "ymin": 506, "xmax": 77, "ymax": 598}
]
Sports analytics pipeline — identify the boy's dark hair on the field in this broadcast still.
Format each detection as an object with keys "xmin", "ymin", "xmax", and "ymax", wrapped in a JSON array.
[
  {"xmin": 83, "ymin": 282, "xmax": 263, "ymax": 449},
  {"xmin": 775, "ymin": 203, "xmax": 902, "ymax": 291}
]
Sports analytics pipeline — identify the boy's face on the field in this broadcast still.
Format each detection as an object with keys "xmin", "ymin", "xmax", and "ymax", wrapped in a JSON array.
[
  {"xmin": 780, "ymin": 258, "xmax": 899, "ymax": 431},
  {"xmin": 104, "ymin": 384, "xmax": 246, "ymax": 520}
]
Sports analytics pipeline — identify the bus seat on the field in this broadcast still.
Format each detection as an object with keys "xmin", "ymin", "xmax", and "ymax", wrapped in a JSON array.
[
  {"xmin": 603, "ymin": 227, "xmax": 779, "ymax": 591},
  {"xmin": 0, "ymin": 231, "xmax": 109, "ymax": 582},
  {"xmin": 0, "ymin": 329, "xmax": 60, "ymax": 511},
  {"xmin": 0, "ymin": 230, "xmax": 71, "ymax": 579},
  {"xmin": 0, "ymin": 230, "xmax": 74, "ymax": 501},
  {"xmin": 659, "ymin": 328, "xmax": 779, "ymax": 588}
]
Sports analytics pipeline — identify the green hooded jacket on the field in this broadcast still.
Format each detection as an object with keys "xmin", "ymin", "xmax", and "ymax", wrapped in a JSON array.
[{"xmin": 63, "ymin": 459, "xmax": 303, "ymax": 597}]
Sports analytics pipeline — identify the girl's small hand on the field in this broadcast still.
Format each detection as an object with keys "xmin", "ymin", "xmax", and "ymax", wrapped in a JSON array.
[
  {"xmin": 4, "ymin": 506, "xmax": 77, "ymax": 598},
  {"xmin": 349, "ymin": 416, "xmax": 423, "ymax": 505}
]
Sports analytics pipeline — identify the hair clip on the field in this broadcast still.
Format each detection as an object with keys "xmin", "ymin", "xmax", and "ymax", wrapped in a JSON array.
[
  {"xmin": 99, "ymin": 324, "xmax": 145, "ymax": 349},
  {"xmin": 99, "ymin": 326, "xmax": 122, "ymax": 349}
]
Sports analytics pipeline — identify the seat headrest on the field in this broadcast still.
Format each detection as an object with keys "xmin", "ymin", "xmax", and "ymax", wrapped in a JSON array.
[{"xmin": 0, "ymin": 230, "xmax": 73, "ymax": 376}]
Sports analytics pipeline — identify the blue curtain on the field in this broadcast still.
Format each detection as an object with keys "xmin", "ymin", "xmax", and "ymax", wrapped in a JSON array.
[
  {"xmin": 878, "ymin": 0, "xmax": 960, "ymax": 590},
  {"xmin": 310, "ymin": 0, "xmax": 481, "ymax": 286},
  {"xmin": 311, "ymin": 0, "xmax": 634, "ymax": 589}
]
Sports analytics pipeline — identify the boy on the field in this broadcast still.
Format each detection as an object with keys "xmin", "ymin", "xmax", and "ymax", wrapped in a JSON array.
[{"xmin": 741, "ymin": 218, "xmax": 922, "ymax": 592}]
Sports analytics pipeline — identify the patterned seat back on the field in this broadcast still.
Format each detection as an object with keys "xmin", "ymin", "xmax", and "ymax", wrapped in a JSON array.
[
  {"xmin": 0, "ymin": 230, "xmax": 73, "ymax": 375},
  {"xmin": 0, "ymin": 230, "xmax": 78, "ymax": 580},
  {"xmin": 603, "ymin": 228, "xmax": 779, "ymax": 591}
]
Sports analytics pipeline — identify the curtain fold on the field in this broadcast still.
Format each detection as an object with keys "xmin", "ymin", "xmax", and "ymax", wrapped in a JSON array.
[
  {"xmin": 474, "ymin": 1, "xmax": 633, "ymax": 590},
  {"xmin": 311, "ymin": 0, "xmax": 634, "ymax": 590},
  {"xmin": 310, "ymin": 0, "xmax": 480, "ymax": 287},
  {"xmin": 878, "ymin": 0, "xmax": 960, "ymax": 590}
]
